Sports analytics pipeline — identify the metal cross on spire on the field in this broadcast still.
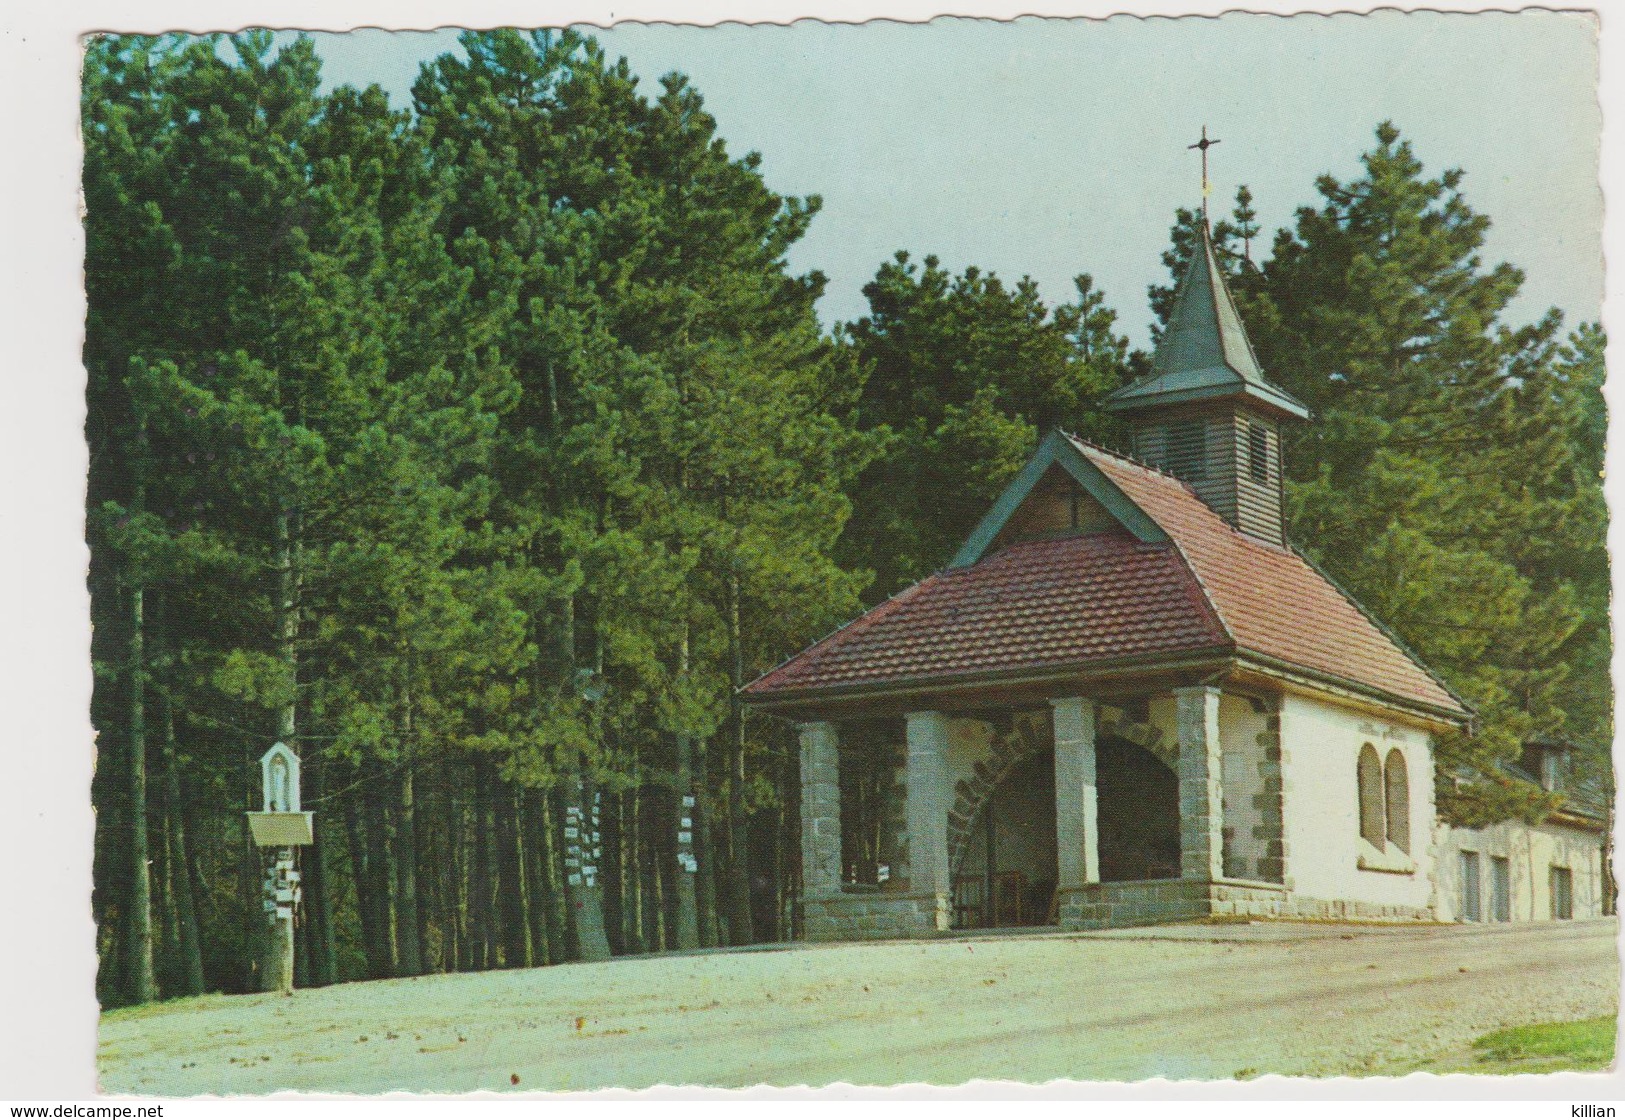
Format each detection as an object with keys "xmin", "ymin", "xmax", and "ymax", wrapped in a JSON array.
[{"xmin": 1188, "ymin": 126, "xmax": 1221, "ymax": 223}]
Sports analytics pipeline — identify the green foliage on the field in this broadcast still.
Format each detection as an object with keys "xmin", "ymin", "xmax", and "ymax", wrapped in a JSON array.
[
  {"xmin": 839, "ymin": 254, "xmax": 1133, "ymax": 599},
  {"xmin": 86, "ymin": 27, "xmax": 879, "ymax": 995},
  {"xmin": 1156, "ymin": 122, "xmax": 1610, "ymax": 822},
  {"xmin": 84, "ymin": 25, "xmax": 1607, "ymax": 1005}
]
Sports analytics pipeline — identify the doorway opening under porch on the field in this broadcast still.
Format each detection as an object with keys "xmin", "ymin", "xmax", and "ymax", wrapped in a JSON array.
[{"xmin": 795, "ymin": 688, "xmax": 1287, "ymax": 941}]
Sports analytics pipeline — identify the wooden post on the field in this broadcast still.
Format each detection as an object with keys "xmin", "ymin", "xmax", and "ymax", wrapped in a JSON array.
[
  {"xmin": 247, "ymin": 742, "xmax": 314, "ymax": 995},
  {"xmin": 273, "ymin": 848, "xmax": 296, "ymax": 996}
]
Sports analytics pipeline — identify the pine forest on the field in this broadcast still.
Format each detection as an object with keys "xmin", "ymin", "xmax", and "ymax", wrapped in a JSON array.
[{"xmin": 84, "ymin": 31, "xmax": 1609, "ymax": 1006}]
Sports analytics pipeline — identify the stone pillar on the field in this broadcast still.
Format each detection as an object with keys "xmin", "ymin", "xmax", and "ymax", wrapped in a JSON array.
[
  {"xmin": 798, "ymin": 721, "xmax": 842, "ymax": 899},
  {"xmin": 1175, "ymin": 685, "xmax": 1224, "ymax": 881},
  {"xmin": 1253, "ymin": 703, "xmax": 1286, "ymax": 884},
  {"xmin": 1051, "ymin": 697, "xmax": 1100, "ymax": 890},
  {"xmin": 905, "ymin": 710, "xmax": 952, "ymax": 931}
]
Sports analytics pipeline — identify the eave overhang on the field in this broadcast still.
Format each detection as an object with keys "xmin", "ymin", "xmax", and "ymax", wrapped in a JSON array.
[
  {"xmin": 1231, "ymin": 651, "xmax": 1473, "ymax": 732},
  {"xmin": 740, "ymin": 647, "xmax": 1237, "ymax": 715},
  {"xmin": 741, "ymin": 641, "xmax": 1471, "ymax": 730},
  {"xmin": 1103, "ymin": 376, "xmax": 1311, "ymax": 423}
]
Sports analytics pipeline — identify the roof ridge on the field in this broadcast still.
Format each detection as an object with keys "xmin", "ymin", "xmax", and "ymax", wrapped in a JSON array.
[
  {"xmin": 1065, "ymin": 432, "xmax": 1238, "ymax": 647},
  {"xmin": 1162, "ymin": 531, "xmax": 1238, "ymax": 652},
  {"xmin": 1061, "ymin": 431, "xmax": 1191, "ymax": 487},
  {"xmin": 1070, "ymin": 431, "xmax": 1316, "ymax": 558}
]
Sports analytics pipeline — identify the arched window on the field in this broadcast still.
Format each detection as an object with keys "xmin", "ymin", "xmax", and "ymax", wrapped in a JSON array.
[
  {"xmin": 1384, "ymin": 749, "xmax": 1411, "ymax": 853},
  {"xmin": 1357, "ymin": 744, "xmax": 1385, "ymax": 847}
]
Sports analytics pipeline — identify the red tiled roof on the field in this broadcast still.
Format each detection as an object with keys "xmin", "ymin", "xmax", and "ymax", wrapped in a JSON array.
[
  {"xmin": 1074, "ymin": 440, "xmax": 1465, "ymax": 716},
  {"xmin": 744, "ymin": 437, "xmax": 1468, "ymax": 720},
  {"xmin": 744, "ymin": 531, "xmax": 1227, "ymax": 697}
]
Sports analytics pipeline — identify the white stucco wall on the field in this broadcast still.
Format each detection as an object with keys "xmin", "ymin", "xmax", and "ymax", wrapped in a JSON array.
[
  {"xmin": 1218, "ymin": 693, "xmax": 1273, "ymax": 881},
  {"xmin": 1279, "ymin": 692, "xmax": 1436, "ymax": 911},
  {"xmin": 1145, "ymin": 696, "xmax": 1179, "ymax": 760},
  {"xmin": 1434, "ymin": 818, "xmax": 1606, "ymax": 922}
]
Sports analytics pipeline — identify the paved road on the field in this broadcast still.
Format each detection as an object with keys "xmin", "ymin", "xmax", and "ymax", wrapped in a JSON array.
[{"xmin": 99, "ymin": 918, "xmax": 1618, "ymax": 1092}]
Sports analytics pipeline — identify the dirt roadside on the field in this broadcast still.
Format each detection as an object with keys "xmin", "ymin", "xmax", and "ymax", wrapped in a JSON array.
[{"xmin": 98, "ymin": 917, "xmax": 1619, "ymax": 1092}]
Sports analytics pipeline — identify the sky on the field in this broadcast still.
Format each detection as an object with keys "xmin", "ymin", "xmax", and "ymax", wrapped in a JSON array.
[{"xmin": 284, "ymin": 10, "xmax": 1603, "ymax": 349}]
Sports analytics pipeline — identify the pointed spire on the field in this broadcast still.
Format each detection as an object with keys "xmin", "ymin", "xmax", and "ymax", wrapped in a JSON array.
[{"xmin": 1107, "ymin": 222, "xmax": 1309, "ymax": 421}]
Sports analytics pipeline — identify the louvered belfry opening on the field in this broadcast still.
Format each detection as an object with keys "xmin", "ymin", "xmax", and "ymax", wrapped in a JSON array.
[
  {"xmin": 1161, "ymin": 420, "xmax": 1207, "ymax": 480},
  {"xmin": 1104, "ymin": 221, "xmax": 1310, "ymax": 547},
  {"xmin": 1131, "ymin": 407, "xmax": 1286, "ymax": 546}
]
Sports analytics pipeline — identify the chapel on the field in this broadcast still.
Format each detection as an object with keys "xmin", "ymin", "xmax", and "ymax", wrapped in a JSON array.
[{"xmin": 741, "ymin": 221, "xmax": 1605, "ymax": 938}]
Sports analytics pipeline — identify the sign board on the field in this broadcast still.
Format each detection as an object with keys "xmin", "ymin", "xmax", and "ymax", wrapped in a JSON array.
[{"xmin": 248, "ymin": 811, "xmax": 315, "ymax": 847}]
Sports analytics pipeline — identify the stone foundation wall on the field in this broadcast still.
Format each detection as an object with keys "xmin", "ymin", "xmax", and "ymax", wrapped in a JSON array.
[
  {"xmin": 803, "ymin": 880, "xmax": 1437, "ymax": 940},
  {"xmin": 1057, "ymin": 878, "xmax": 1212, "ymax": 928},
  {"xmin": 1281, "ymin": 895, "xmax": 1436, "ymax": 922},
  {"xmin": 1053, "ymin": 878, "xmax": 1437, "ymax": 930},
  {"xmin": 802, "ymin": 893, "xmax": 944, "ymax": 941}
]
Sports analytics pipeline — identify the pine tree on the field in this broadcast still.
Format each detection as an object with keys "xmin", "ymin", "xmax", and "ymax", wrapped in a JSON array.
[
  {"xmin": 1170, "ymin": 122, "xmax": 1605, "ymax": 822},
  {"xmin": 839, "ymin": 255, "xmax": 1132, "ymax": 601}
]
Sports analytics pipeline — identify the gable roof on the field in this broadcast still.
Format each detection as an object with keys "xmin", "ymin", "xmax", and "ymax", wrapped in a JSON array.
[
  {"xmin": 1105, "ymin": 223, "xmax": 1310, "ymax": 422},
  {"xmin": 744, "ymin": 434, "xmax": 1469, "ymax": 723},
  {"xmin": 743, "ymin": 531, "xmax": 1228, "ymax": 699},
  {"xmin": 1076, "ymin": 438, "xmax": 1467, "ymax": 718}
]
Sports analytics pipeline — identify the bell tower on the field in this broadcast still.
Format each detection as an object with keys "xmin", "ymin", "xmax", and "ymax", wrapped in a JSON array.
[{"xmin": 1105, "ymin": 220, "xmax": 1309, "ymax": 546}]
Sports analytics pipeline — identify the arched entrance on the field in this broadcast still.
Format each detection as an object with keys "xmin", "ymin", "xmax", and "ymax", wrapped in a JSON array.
[
  {"xmin": 951, "ymin": 749, "xmax": 1058, "ymax": 928},
  {"xmin": 1097, "ymin": 735, "xmax": 1181, "ymax": 881}
]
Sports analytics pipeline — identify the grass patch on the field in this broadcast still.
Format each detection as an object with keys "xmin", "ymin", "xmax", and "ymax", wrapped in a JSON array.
[
  {"xmin": 100, "ymin": 994, "xmax": 229, "ymax": 1024},
  {"xmin": 1385, "ymin": 1015, "xmax": 1618, "ymax": 1077},
  {"xmin": 1471, "ymin": 1016, "xmax": 1616, "ymax": 1072}
]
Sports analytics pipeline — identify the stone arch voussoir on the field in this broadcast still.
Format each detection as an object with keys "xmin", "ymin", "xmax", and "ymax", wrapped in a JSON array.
[{"xmin": 947, "ymin": 709, "xmax": 1054, "ymax": 877}]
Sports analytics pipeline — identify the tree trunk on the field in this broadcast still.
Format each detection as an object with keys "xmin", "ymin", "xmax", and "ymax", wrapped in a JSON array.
[
  {"xmin": 162, "ymin": 699, "xmax": 204, "ymax": 996},
  {"xmin": 563, "ymin": 771, "xmax": 613, "ymax": 962},
  {"xmin": 393, "ymin": 670, "xmax": 423, "ymax": 977},
  {"xmin": 266, "ymin": 504, "xmax": 301, "ymax": 992},
  {"xmin": 643, "ymin": 794, "xmax": 666, "ymax": 952},
  {"xmin": 238, "ymin": 809, "xmax": 263, "ymax": 993},
  {"xmin": 521, "ymin": 787, "xmax": 554, "ymax": 966},
  {"xmin": 764, "ymin": 764, "xmax": 786, "ymax": 943},
  {"xmin": 723, "ymin": 571, "xmax": 755, "ymax": 945},
  {"xmin": 443, "ymin": 784, "xmax": 464, "ymax": 972},
  {"xmin": 343, "ymin": 784, "xmax": 389, "ymax": 981},
  {"xmin": 673, "ymin": 728, "xmax": 700, "ymax": 950},
  {"xmin": 693, "ymin": 736, "xmax": 720, "ymax": 948},
  {"xmin": 361, "ymin": 768, "xmax": 398, "ymax": 978},
  {"xmin": 301, "ymin": 752, "xmax": 336, "ymax": 987},
  {"xmin": 471, "ymin": 757, "xmax": 496, "ymax": 970},
  {"xmin": 125, "ymin": 575, "xmax": 157, "ymax": 1004},
  {"xmin": 182, "ymin": 797, "xmax": 210, "ymax": 991},
  {"xmin": 555, "ymin": 594, "xmax": 612, "ymax": 962},
  {"xmin": 393, "ymin": 766, "xmax": 423, "ymax": 976},
  {"xmin": 603, "ymin": 789, "xmax": 625, "ymax": 956},
  {"xmin": 673, "ymin": 623, "xmax": 700, "ymax": 950},
  {"xmin": 544, "ymin": 789, "xmax": 575, "ymax": 961},
  {"xmin": 620, "ymin": 787, "xmax": 642, "ymax": 955},
  {"xmin": 496, "ymin": 779, "xmax": 531, "ymax": 968}
]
